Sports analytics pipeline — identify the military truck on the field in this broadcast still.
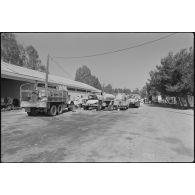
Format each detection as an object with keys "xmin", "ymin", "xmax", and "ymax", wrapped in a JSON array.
[
  {"xmin": 113, "ymin": 93, "xmax": 128, "ymax": 110},
  {"xmin": 20, "ymin": 82, "xmax": 72, "ymax": 116},
  {"xmin": 128, "ymin": 94, "xmax": 140, "ymax": 108}
]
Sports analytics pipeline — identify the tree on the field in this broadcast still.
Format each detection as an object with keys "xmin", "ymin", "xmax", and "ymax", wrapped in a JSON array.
[
  {"xmin": 103, "ymin": 84, "xmax": 113, "ymax": 94},
  {"xmin": 75, "ymin": 65, "xmax": 102, "ymax": 90},
  {"xmin": 1, "ymin": 33, "xmax": 45, "ymax": 73},
  {"xmin": 90, "ymin": 75, "xmax": 102, "ymax": 90},
  {"xmin": 1, "ymin": 33, "xmax": 20, "ymax": 65},
  {"xmin": 132, "ymin": 88, "xmax": 140, "ymax": 94},
  {"xmin": 18, "ymin": 44, "xmax": 28, "ymax": 67},
  {"xmin": 140, "ymin": 85, "xmax": 147, "ymax": 98},
  {"xmin": 38, "ymin": 64, "xmax": 46, "ymax": 72},
  {"xmin": 25, "ymin": 45, "xmax": 39, "ymax": 70},
  {"xmin": 147, "ymin": 47, "xmax": 194, "ymax": 107},
  {"xmin": 122, "ymin": 88, "xmax": 131, "ymax": 94}
]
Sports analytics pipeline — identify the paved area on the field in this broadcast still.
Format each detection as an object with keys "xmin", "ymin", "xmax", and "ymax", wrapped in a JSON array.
[{"xmin": 1, "ymin": 104, "xmax": 194, "ymax": 162}]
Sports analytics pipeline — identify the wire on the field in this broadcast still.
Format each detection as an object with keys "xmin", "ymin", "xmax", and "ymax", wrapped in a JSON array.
[
  {"xmin": 53, "ymin": 33, "xmax": 177, "ymax": 59},
  {"xmin": 50, "ymin": 56, "xmax": 74, "ymax": 79}
]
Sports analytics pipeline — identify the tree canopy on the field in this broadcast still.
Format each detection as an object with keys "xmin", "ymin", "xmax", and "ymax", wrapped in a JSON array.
[
  {"xmin": 1, "ymin": 33, "xmax": 46, "ymax": 72},
  {"xmin": 75, "ymin": 65, "xmax": 102, "ymax": 90},
  {"xmin": 146, "ymin": 47, "xmax": 194, "ymax": 106},
  {"xmin": 75, "ymin": 66, "xmax": 140, "ymax": 93}
]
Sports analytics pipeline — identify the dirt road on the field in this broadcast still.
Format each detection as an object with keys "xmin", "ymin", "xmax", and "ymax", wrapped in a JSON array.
[{"xmin": 1, "ymin": 104, "xmax": 194, "ymax": 162}]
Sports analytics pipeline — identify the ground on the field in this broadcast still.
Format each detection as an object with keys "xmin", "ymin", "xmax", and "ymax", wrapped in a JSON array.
[{"xmin": 1, "ymin": 104, "xmax": 194, "ymax": 162}]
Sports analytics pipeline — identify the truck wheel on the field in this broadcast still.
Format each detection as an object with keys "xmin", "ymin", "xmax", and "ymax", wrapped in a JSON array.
[
  {"xmin": 68, "ymin": 101, "xmax": 74, "ymax": 111},
  {"xmin": 49, "ymin": 105, "xmax": 57, "ymax": 116},
  {"xmin": 57, "ymin": 104, "xmax": 63, "ymax": 114},
  {"xmin": 27, "ymin": 108, "xmax": 36, "ymax": 116},
  {"xmin": 96, "ymin": 105, "xmax": 102, "ymax": 111},
  {"xmin": 27, "ymin": 112, "xmax": 33, "ymax": 116}
]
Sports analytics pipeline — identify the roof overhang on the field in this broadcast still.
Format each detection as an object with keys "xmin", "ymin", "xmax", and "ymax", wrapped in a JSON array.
[{"xmin": 1, "ymin": 61, "xmax": 100, "ymax": 93}]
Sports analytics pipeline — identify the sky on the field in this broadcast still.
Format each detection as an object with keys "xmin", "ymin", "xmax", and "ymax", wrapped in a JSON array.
[{"xmin": 15, "ymin": 33, "xmax": 193, "ymax": 90}]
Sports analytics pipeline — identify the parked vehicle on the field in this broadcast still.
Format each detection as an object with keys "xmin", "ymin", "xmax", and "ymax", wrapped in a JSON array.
[
  {"xmin": 73, "ymin": 95, "xmax": 84, "ymax": 108},
  {"xmin": 83, "ymin": 94, "xmax": 103, "ymax": 111},
  {"xmin": 102, "ymin": 93, "xmax": 115, "ymax": 110},
  {"xmin": 20, "ymin": 82, "xmax": 72, "ymax": 116},
  {"xmin": 113, "ymin": 93, "xmax": 128, "ymax": 110},
  {"xmin": 128, "ymin": 97, "xmax": 140, "ymax": 108}
]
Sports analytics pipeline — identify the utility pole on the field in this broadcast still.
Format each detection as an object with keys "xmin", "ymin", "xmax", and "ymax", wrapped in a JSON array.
[{"xmin": 45, "ymin": 54, "xmax": 50, "ymax": 96}]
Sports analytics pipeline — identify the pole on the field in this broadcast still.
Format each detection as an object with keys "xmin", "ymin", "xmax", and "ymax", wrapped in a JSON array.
[{"xmin": 45, "ymin": 54, "xmax": 50, "ymax": 96}]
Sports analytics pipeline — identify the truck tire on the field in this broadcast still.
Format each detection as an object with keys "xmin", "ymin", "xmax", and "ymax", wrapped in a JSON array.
[
  {"xmin": 96, "ymin": 105, "xmax": 102, "ymax": 111},
  {"xmin": 27, "ymin": 112, "xmax": 32, "ymax": 116},
  {"xmin": 68, "ymin": 101, "xmax": 74, "ymax": 111},
  {"xmin": 49, "ymin": 105, "xmax": 57, "ymax": 116},
  {"xmin": 57, "ymin": 104, "xmax": 63, "ymax": 114},
  {"xmin": 27, "ymin": 112, "xmax": 34, "ymax": 116},
  {"xmin": 27, "ymin": 108, "xmax": 36, "ymax": 116}
]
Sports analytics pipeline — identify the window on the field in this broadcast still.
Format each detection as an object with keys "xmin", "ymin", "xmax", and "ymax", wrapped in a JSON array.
[
  {"xmin": 88, "ymin": 95, "xmax": 98, "ymax": 100},
  {"xmin": 21, "ymin": 83, "xmax": 36, "ymax": 90},
  {"xmin": 77, "ymin": 88, "xmax": 86, "ymax": 92},
  {"xmin": 37, "ymin": 83, "xmax": 57, "ymax": 89},
  {"xmin": 67, "ymin": 87, "xmax": 76, "ymax": 91},
  {"xmin": 48, "ymin": 85, "xmax": 57, "ymax": 89}
]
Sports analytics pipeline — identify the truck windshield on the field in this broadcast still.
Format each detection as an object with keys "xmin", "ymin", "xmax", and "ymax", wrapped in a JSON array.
[
  {"xmin": 88, "ymin": 95, "xmax": 97, "ymax": 100},
  {"xmin": 20, "ymin": 83, "xmax": 36, "ymax": 101},
  {"xmin": 21, "ymin": 83, "xmax": 36, "ymax": 91}
]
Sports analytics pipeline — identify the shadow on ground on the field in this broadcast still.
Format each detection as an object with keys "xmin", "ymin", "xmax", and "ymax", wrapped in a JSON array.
[{"xmin": 146, "ymin": 103, "xmax": 194, "ymax": 110}]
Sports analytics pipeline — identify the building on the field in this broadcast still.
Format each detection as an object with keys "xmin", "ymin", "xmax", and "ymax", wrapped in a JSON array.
[{"xmin": 1, "ymin": 61, "xmax": 101, "ymax": 105}]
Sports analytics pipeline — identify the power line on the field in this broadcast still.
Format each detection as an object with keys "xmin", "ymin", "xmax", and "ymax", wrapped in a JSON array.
[
  {"xmin": 50, "ymin": 56, "xmax": 74, "ymax": 79},
  {"xmin": 53, "ymin": 33, "xmax": 177, "ymax": 59}
]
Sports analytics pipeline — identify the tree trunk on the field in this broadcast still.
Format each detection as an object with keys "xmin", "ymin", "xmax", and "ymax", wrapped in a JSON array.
[
  {"xmin": 185, "ymin": 95, "xmax": 191, "ymax": 108},
  {"xmin": 165, "ymin": 98, "xmax": 169, "ymax": 104},
  {"xmin": 179, "ymin": 97, "xmax": 184, "ymax": 107},
  {"xmin": 175, "ymin": 96, "xmax": 181, "ymax": 107},
  {"xmin": 179, "ymin": 97, "xmax": 185, "ymax": 107}
]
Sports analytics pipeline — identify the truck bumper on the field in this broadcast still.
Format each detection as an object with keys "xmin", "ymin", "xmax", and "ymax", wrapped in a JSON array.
[{"xmin": 84, "ymin": 104, "xmax": 99, "ymax": 109}]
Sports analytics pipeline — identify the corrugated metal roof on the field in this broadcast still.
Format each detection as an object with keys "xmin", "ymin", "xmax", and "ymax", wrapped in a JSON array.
[{"xmin": 1, "ymin": 61, "xmax": 101, "ymax": 92}]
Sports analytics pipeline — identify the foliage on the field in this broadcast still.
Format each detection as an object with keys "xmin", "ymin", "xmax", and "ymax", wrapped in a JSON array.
[
  {"xmin": 1, "ymin": 33, "xmax": 20, "ymax": 65},
  {"xmin": 132, "ymin": 88, "xmax": 140, "ymax": 95},
  {"xmin": 102, "ymin": 84, "xmax": 134, "ymax": 94},
  {"xmin": 75, "ymin": 65, "xmax": 102, "ymax": 90},
  {"xmin": 140, "ymin": 85, "xmax": 147, "ymax": 98},
  {"xmin": 75, "ymin": 66, "xmax": 139, "ymax": 93},
  {"xmin": 103, "ymin": 84, "xmax": 113, "ymax": 94},
  {"xmin": 147, "ymin": 47, "xmax": 194, "ymax": 106},
  {"xmin": 25, "ymin": 45, "xmax": 39, "ymax": 70},
  {"xmin": 1, "ymin": 33, "xmax": 46, "ymax": 72}
]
